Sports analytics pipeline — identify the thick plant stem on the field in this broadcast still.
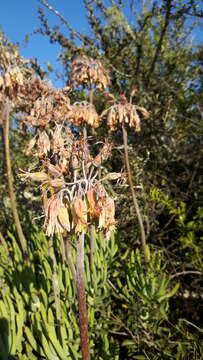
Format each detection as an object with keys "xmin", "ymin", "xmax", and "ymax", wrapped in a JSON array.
[
  {"xmin": 122, "ymin": 123, "xmax": 150, "ymax": 263},
  {"xmin": 76, "ymin": 232, "xmax": 90, "ymax": 360},
  {"xmin": 2, "ymin": 103, "xmax": 28, "ymax": 258}
]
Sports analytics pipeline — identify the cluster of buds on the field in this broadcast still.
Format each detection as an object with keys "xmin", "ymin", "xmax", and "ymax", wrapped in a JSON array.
[{"xmin": 70, "ymin": 56, "xmax": 111, "ymax": 90}]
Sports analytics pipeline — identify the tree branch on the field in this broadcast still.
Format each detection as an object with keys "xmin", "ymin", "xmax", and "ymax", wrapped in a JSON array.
[{"xmin": 147, "ymin": 0, "xmax": 172, "ymax": 82}]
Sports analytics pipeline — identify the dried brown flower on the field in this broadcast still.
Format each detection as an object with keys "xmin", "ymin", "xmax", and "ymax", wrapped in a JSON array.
[
  {"xmin": 102, "ymin": 100, "xmax": 150, "ymax": 131},
  {"xmin": 98, "ymin": 196, "xmax": 116, "ymax": 238},
  {"xmin": 44, "ymin": 194, "xmax": 70, "ymax": 236},
  {"xmin": 36, "ymin": 131, "xmax": 50, "ymax": 158},
  {"xmin": 52, "ymin": 125, "xmax": 64, "ymax": 154},
  {"xmin": 70, "ymin": 56, "xmax": 111, "ymax": 90},
  {"xmin": 100, "ymin": 172, "xmax": 124, "ymax": 181},
  {"xmin": 20, "ymin": 78, "xmax": 71, "ymax": 127},
  {"xmin": 68, "ymin": 101, "xmax": 100, "ymax": 128},
  {"xmin": 87, "ymin": 188, "xmax": 100, "ymax": 219},
  {"xmin": 93, "ymin": 142, "xmax": 113, "ymax": 167},
  {"xmin": 19, "ymin": 171, "xmax": 50, "ymax": 182},
  {"xmin": 71, "ymin": 198, "xmax": 88, "ymax": 233},
  {"xmin": 0, "ymin": 66, "xmax": 25, "ymax": 101}
]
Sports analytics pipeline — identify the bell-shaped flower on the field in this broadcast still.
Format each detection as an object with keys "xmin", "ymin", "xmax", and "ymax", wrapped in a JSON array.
[
  {"xmin": 71, "ymin": 198, "xmax": 88, "ymax": 233},
  {"xmin": 44, "ymin": 194, "xmax": 71, "ymax": 236}
]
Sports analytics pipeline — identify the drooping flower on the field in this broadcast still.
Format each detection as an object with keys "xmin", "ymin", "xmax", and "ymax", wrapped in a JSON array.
[
  {"xmin": 44, "ymin": 194, "xmax": 71, "ymax": 236},
  {"xmin": 68, "ymin": 101, "xmax": 100, "ymax": 128},
  {"xmin": 19, "ymin": 171, "xmax": 50, "ymax": 182},
  {"xmin": 93, "ymin": 142, "xmax": 113, "ymax": 167},
  {"xmin": 52, "ymin": 125, "xmax": 64, "ymax": 154},
  {"xmin": 36, "ymin": 131, "xmax": 50, "ymax": 158},
  {"xmin": 87, "ymin": 187, "xmax": 100, "ymax": 219},
  {"xmin": 71, "ymin": 198, "xmax": 88, "ymax": 233},
  {"xmin": 102, "ymin": 99, "xmax": 150, "ymax": 131},
  {"xmin": 98, "ymin": 196, "xmax": 116, "ymax": 231},
  {"xmin": 70, "ymin": 56, "xmax": 111, "ymax": 90},
  {"xmin": 20, "ymin": 78, "xmax": 72, "ymax": 127}
]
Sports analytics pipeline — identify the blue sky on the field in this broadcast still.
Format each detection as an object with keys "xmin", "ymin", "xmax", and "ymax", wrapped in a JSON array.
[
  {"xmin": 0, "ymin": 0, "xmax": 89, "ymax": 86},
  {"xmin": 0, "ymin": 0, "xmax": 202, "ymax": 87}
]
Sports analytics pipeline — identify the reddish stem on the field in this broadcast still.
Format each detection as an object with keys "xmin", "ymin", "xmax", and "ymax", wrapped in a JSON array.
[{"xmin": 122, "ymin": 123, "xmax": 150, "ymax": 263}]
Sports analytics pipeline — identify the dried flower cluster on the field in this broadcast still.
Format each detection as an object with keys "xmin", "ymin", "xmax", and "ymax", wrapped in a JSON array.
[
  {"xmin": 68, "ymin": 101, "xmax": 100, "ymax": 128},
  {"xmin": 42, "ymin": 180, "xmax": 116, "ymax": 238},
  {"xmin": 70, "ymin": 56, "xmax": 111, "ymax": 90},
  {"xmin": 0, "ymin": 47, "xmax": 150, "ymax": 240},
  {"xmin": 102, "ymin": 100, "xmax": 150, "ymax": 131},
  {"xmin": 20, "ymin": 78, "xmax": 72, "ymax": 127},
  {"xmin": 0, "ymin": 66, "xmax": 24, "ymax": 102},
  {"xmin": 0, "ymin": 37, "xmax": 35, "ymax": 106},
  {"xmin": 21, "ymin": 125, "xmax": 118, "ymax": 238},
  {"xmin": 0, "ymin": 45, "xmax": 31, "ymax": 104}
]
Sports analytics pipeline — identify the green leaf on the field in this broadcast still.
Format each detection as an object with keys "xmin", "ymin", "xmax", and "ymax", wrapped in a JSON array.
[{"xmin": 122, "ymin": 339, "xmax": 136, "ymax": 346}]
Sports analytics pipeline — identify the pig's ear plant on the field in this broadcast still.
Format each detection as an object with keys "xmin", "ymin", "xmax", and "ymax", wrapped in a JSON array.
[
  {"xmin": 0, "ymin": 42, "xmax": 151, "ymax": 357},
  {"xmin": 19, "ymin": 55, "xmax": 121, "ymax": 360}
]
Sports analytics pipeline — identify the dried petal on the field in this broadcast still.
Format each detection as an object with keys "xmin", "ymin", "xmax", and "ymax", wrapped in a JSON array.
[
  {"xmin": 98, "ymin": 196, "xmax": 116, "ymax": 232},
  {"xmin": 101, "ymin": 172, "xmax": 124, "ymax": 181},
  {"xmin": 87, "ymin": 188, "xmax": 100, "ymax": 218},
  {"xmin": 19, "ymin": 171, "xmax": 49, "ymax": 182},
  {"xmin": 57, "ymin": 206, "xmax": 71, "ymax": 232},
  {"xmin": 71, "ymin": 198, "xmax": 88, "ymax": 233},
  {"xmin": 93, "ymin": 142, "xmax": 113, "ymax": 167},
  {"xmin": 25, "ymin": 136, "xmax": 36, "ymax": 155}
]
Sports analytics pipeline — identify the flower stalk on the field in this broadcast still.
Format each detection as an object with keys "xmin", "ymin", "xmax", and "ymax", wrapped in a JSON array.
[
  {"xmin": 2, "ymin": 102, "xmax": 28, "ymax": 258},
  {"xmin": 122, "ymin": 122, "xmax": 150, "ymax": 264}
]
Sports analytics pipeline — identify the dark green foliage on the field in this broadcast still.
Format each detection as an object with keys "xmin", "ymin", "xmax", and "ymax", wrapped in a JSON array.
[
  {"xmin": 0, "ymin": 226, "xmax": 202, "ymax": 359},
  {"xmin": 0, "ymin": 226, "xmax": 119, "ymax": 359}
]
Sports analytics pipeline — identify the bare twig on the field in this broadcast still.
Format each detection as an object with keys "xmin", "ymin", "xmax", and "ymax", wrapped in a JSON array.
[
  {"xmin": 171, "ymin": 270, "xmax": 202, "ymax": 279},
  {"xmin": 147, "ymin": 0, "xmax": 172, "ymax": 82},
  {"xmin": 38, "ymin": 0, "xmax": 132, "ymax": 79},
  {"xmin": 181, "ymin": 319, "xmax": 203, "ymax": 334}
]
